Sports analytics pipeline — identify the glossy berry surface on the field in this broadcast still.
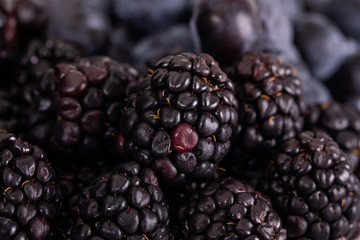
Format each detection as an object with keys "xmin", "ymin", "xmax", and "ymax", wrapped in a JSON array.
[
  {"xmin": 192, "ymin": 0, "xmax": 262, "ymax": 65},
  {"xmin": 172, "ymin": 123, "xmax": 199, "ymax": 153},
  {"xmin": 23, "ymin": 56, "xmax": 145, "ymax": 163},
  {"xmin": 180, "ymin": 178, "xmax": 287, "ymax": 240},
  {"xmin": 263, "ymin": 131, "xmax": 360, "ymax": 239},
  {"xmin": 0, "ymin": 132, "xmax": 59, "ymax": 240},
  {"xmin": 69, "ymin": 161, "xmax": 171, "ymax": 240},
  {"xmin": 17, "ymin": 38, "xmax": 80, "ymax": 85},
  {"xmin": 229, "ymin": 52, "xmax": 306, "ymax": 155},
  {"xmin": 119, "ymin": 52, "xmax": 239, "ymax": 184},
  {"xmin": 306, "ymin": 101, "xmax": 360, "ymax": 170}
]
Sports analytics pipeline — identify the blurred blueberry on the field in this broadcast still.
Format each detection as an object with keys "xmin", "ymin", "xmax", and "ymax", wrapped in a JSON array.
[
  {"xmin": 130, "ymin": 24, "xmax": 194, "ymax": 66},
  {"xmin": 274, "ymin": 0, "xmax": 304, "ymax": 21},
  {"xmin": 302, "ymin": 77, "xmax": 332, "ymax": 105},
  {"xmin": 258, "ymin": 0, "xmax": 293, "ymax": 52},
  {"xmin": 327, "ymin": 0, "xmax": 360, "ymax": 41},
  {"xmin": 80, "ymin": 0, "xmax": 113, "ymax": 17},
  {"xmin": 113, "ymin": 0, "xmax": 189, "ymax": 35},
  {"xmin": 191, "ymin": 0, "xmax": 262, "ymax": 64},
  {"xmin": 107, "ymin": 24, "xmax": 135, "ymax": 63},
  {"xmin": 47, "ymin": 0, "xmax": 111, "ymax": 55},
  {"xmin": 302, "ymin": 0, "xmax": 331, "ymax": 12},
  {"xmin": 192, "ymin": 0, "xmax": 295, "ymax": 65},
  {"xmin": 294, "ymin": 13, "xmax": 357, "ymax": 80}
]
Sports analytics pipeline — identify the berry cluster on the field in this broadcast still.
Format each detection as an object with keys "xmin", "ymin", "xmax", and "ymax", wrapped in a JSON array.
[{"xmin": 1, "ymin": 1, "xmax": 360, "ymax": 240}]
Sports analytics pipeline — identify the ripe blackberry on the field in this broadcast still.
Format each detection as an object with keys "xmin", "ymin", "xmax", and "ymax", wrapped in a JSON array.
[
  {"xmin": 180, "ymin": 178, "xmax": 287, "ymax": 240},
  {"xmin": 70, "ymin": 161, "xmax": 171, "ymax": 240},
  {"xmin": 56, "ymin": 161, "xmax": 114, "ymax": 216},
  {"xmin": 229, "ymin": 52, "xmax": 306, "ymax": 155},
  {"xmin": 0, "ymin": 131, "xmax": 59, "ymax": 240},
  {"xmin": 305, "ymin": 101, "xmax": 360, "ymax": 170},
  {"xmin": 23, "ymin": 56, "xmax": 145, "ymax": 162},
  {"xmin": 117, "ymin": 52, "xmax": 238, "ymax": 184},
  {"xmin": 263, "ymin": 131, "xmax": 360, "ymax": 239},
  {"xmin": 54, "ymin": 162, "xmax": 114, "ymax": 239},
  {"xmin": 17, "ymin": 38, "xmax": 80, "ymax": 85}
]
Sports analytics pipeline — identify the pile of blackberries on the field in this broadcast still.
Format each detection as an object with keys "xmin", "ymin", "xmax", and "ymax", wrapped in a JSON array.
[{"xmin": 2, "ymin": 1, "xmax": 360, "ymax": 240}]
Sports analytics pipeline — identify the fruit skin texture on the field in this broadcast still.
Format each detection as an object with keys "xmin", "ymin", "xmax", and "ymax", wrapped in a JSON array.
[
  {"xmin": 0, "ymin": 132, "xmax": 59, "ymax": 240},
  {"xmin": 229, "ymin": 52, "xmax": 305, "ymax": 155},
  {"xmin": 305, "ymin": 101, "xmax": 360, "ymax": 170},
  {"xmin": 70, "ymin": 161, "xmax": 171, "ymax": 240},
  {"xmin": 118, "ymin": 52, "xmax": 238, "ymax": 184},
  {"xmin": 23, "ymin": 56, "xmax": 144, "ymax": 163},
  {"xmin": 180, "ymin": 178, "xmax": 287, "ymax": 240},
  {"xmin": 263, "ymin": 131, "xmax": 360, "ymax": 239}
]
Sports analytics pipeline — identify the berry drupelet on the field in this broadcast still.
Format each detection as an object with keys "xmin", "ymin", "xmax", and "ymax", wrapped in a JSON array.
[
  {"xmin": 70, "ymin": 161, "xmax": 171, "ymax": 240},
  {"xmin": 305, "ymin": 101, "xmax": 360, "ymax": 170},
  {"xmin": 17, "ymin": 38, "xmax": 80, "ymax": 85},
  {"xmin": 23, "ymin": 56, "xmax": 144, "ymax": 163},
  {"xmin": 180, "ymin": 177, "xmax": 287, "ymax": 240},
  {"xmin": 229, "ymin": 52, "xmax": 306, "ymax": 156},
  {"xmin": 117, "ymin": 52, "xmax": 239, "ymax": 184},
  {"xmin": 0, "ymin": 131, "xmax": 59, "ymax": 240},
  {"xmin": 56, "ymin": 162, "xmax": 113, "ymax": 214},
  {"xmin": 263, "ymin": 131, "xmax": 360, "ymax": 239}
]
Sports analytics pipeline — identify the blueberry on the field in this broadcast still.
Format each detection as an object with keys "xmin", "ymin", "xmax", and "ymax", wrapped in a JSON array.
[
  {"xmin": 191, "ymin": 0, "xmax": 262, "ymax": 64},
  {"xmin": 113, "ymin": 0, "xmax": 189, "ymax": 34},
  {"xmin": 294, "ymin": 13, "xmax": 355, "ymax": 80},
  {"xmin": 47, "ymin": 1, "xmax": 110, "ymax": 55},
  {"xmin": 130, "ymin": 24, "xmax": 194, "ymax": 65}
]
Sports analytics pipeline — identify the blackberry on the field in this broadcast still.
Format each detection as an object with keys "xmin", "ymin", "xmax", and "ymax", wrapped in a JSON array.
[
  {"xmin": 305, "ymin": 101, "xmax": 360, "ymax": 170},
  {"xmin": 229, "ymin": 52, "xmax": 306, "ymax": 156},
  {"xmin": 56, "ymin": 162, "xmax": 113, "ymax": 215},
  {"xmin": 54, "ymin": 162, "xmax": 114, "ymax": 239},
  {"xmin": 17, "ymin": 38, "xmax": 80, "ymax": 85},
  {"xmin": 180, "ymin": 178, "xmax": 287, "ymax": 240},
  {"xmin": 263, "ymin": 131, "xmax": 360, "ymax": 239},
  {"xmin": 118, "ymin": 52, "xmax": 238, "ymax": 184},
  {"xmin": 70, "ymin": 161, "xmax": 171, "ymax": 240},
  {"xmin": 0, "ymin": 131, "xmax": 59, "ymax": 240},
  {"xmin": 23, "ymin": 56, "xmax": 145, "ymax": 163}
]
